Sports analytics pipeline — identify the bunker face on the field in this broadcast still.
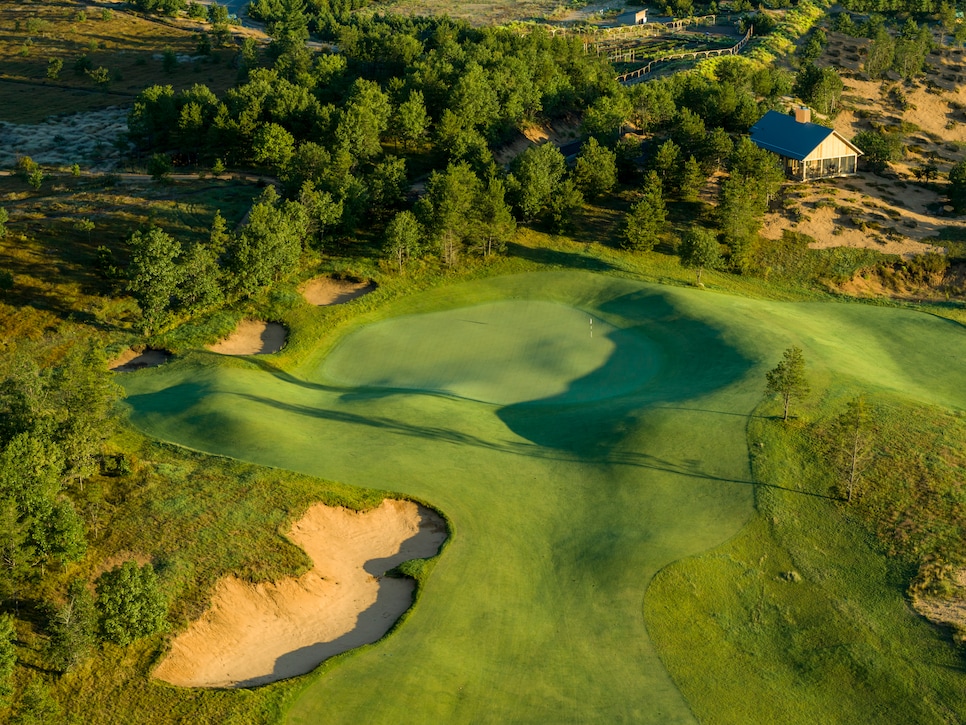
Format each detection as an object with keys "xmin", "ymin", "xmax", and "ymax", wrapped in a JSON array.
[
  {"xmin": 321, "ymin": 300, "xmax": 660, "ymax": 405},
  {"xmin": 153, "ymin": 500, "xmax": 446, "ymax": 689}
]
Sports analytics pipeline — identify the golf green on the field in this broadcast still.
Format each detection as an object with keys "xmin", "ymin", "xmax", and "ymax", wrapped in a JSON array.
[{"xmin": 121, "ymin": 271, "xmax": 966, "ymax": 723}]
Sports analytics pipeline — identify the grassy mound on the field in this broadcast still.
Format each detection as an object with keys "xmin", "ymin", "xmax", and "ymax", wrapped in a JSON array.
[{"xmin": 119, "ymin": 270, "xmax": 966, "ymax": 723}]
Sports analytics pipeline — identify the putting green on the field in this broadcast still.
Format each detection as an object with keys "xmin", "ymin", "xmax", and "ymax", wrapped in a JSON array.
[
  {"xmin": 120, "ymin": 271, "xmax": 966, "ymax": 723},
  {"xmin": 321, "ymin": 300, "xmax": 659, "ymax": 405}
]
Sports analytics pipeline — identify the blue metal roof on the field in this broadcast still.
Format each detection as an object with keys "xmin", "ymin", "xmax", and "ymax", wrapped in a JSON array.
[{"xmin": 750, "ymin": 110, "xmax": 836, "ymax": 161}]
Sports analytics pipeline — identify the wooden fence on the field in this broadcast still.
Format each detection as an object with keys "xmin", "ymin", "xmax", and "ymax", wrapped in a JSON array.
[
  {"xmin": 615, "ymin": 26, "xmax": 753, "ymax": 84},
  {"xmin": 580, "ymin": 14, "xmax": 718, "ymax": 53}
]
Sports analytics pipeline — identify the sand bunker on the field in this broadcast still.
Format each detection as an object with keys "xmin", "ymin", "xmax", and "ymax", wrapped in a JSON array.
[
  {"xmin": 108, "ymin": 348, "xmax": 171, "ymax": 372},
  {"xmin": 207, "ymin": 320, "xmax": 286, "ymax": 355},
  {"xmin": 300, "ymin": 277, "xmax": 375, "ymax": 306},
  {"xmin": 153, "ymin": 499, "xmax": 447, "ymax": 688}
]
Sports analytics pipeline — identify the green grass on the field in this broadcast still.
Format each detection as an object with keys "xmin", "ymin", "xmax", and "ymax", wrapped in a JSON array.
[
  {"xmin": 117, "ymin": 269, "xmax": 966, "ymax": 723},
  {"xmin": 645, "ymin": 400, "xmax": 966, "ymax": 724}
]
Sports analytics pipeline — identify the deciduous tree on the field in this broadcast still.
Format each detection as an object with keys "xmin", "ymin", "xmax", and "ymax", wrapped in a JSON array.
[
  {"xmin": 336, "ymin": 79, "xmax": 391, "ymax": 161},
  {"xmin": 509, "ymin": 143, "xmax": 566, "ymax": 221},
  {"xmin": 47, "ymin": 579, "xmax": 96, "ymax": 671},
  {"xmin": 127, "ymin": 227, "xmax": 183, "ymax": 332},
  {"xmin": 384, "ymin": 210, "xmax": 423, "ymax": 271},
  {"xmin": 574, "ymin": 137, "xmax": 617, "ymax": 199},
  {"xmin": 419, "ymin": 162, "xmax": 481, "ymax": 266},
  {"xmin": 396, "ymin": 90, "xmax": 428, "ymax": 150},
  {"xmin": 828, "ymin": 396, "xmax": 874, "ymax": 502},
  {"xmin": 96, "ymin": 562, "xmax": 166, "ymax": 646},
  {"xmin": 679, "ymin": 227, "xmax": 721, "ymax": 285}
]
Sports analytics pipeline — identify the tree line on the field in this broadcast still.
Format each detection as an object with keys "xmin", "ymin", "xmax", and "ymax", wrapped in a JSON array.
[{"xmin": 0, "ymin": 339, "xmax": 171, "ymax": 704}]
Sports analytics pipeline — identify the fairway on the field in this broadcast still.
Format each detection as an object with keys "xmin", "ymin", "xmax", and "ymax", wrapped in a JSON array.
[{"xmin": 120, "ymin": 271, "xmax": 966, "ymax": 723}]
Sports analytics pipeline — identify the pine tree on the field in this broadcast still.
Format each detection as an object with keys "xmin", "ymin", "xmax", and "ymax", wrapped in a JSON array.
[
  {"xmin": 765, "ymin": 346, "xmax": 810, "ymax": 422},
  {"xmin": 624, "ymin": 170, "xmax": 667, "ymax": 252}
]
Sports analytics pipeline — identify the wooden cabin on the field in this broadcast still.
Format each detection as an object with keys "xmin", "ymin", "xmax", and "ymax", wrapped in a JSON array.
[{"xmin": 750, "ymin": 107, "xmax": 862, "ymax": 182}]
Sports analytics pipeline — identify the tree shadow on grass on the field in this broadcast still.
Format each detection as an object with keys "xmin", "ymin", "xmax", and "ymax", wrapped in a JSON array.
[
  {"xmin": 505, "ymin": 241, "xmax": 617, "ymax": 272},
  {"xmin": 497, "ymin": 288, "xmax": 754, "ymax": 454}
]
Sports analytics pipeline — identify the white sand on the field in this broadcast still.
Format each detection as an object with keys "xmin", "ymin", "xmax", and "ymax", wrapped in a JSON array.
[{"xmin": 0, "ymin": 107, "xmax": 128, "ymax": 170}]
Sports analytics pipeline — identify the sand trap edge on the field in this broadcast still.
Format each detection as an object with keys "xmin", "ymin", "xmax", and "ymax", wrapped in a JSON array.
[
  {"xmin": 300, "ymin": 277, "xmax": 376, "ymax": 306},
  {"xmin": 109, "ymin": 348, "xmax": 172, "ymax": 372},
  {"xmin": 207, "ymin": 320, "xmax": 287, "ymax": 356},
  {"xmin": 151, "ymin": 499, "xmax": 448, "ymax": 689}
]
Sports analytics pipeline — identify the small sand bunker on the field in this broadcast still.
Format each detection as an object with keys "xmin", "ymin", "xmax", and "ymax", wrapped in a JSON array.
[
  {"xmin": 108, "ymin": 348, "xmax": 171, "ymax": 372},
  {"xmin": 153, "ymin": 499, "xmax": 447, "ymax": 688},
  {"xmin": 207, "ymin": 320, "xmax": 287, "ymax": 355},
  {"xmin": 300, "ymin": 277, "xmax": 375, "ymax": 306}
]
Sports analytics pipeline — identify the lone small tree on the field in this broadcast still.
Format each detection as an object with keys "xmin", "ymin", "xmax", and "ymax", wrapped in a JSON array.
[
  {"xmin": 765, "ymin": 346, "xmax": 810, "ymax": 422},
  {"xmin": 679, "ymin": 227, "xmax": 721, "ymax": 286},
  {"xmin": 829, "ymin": 396, "xmax": 875, "ymax": 502}
]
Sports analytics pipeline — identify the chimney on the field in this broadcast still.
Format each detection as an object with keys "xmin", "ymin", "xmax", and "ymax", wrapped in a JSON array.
[{"xmin": 794, "ymin": 106, "xmax": 812, "ymax": 124}]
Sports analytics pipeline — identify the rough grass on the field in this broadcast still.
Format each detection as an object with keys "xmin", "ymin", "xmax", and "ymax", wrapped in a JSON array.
[
  {"xmin": 0, "ymin": 1, "xmax": 239, "ymax": 122},
  {"xmin": 364, "ymin": 0, "xmax": 567, "ymax": 26},
  {"xmin": 0, "ymin": 173, "xmax": 261, "ymax": 341},
  {"xmin": 646, "ymin": 397, "xmax": 966, "ymax": 724},
  {"xmin": 117, "ymin": 269, "xmax": 966, "ymax": 723},
  {"xmin": 29, "ymin": 429, "xmax": 388, "ymax": 725}
]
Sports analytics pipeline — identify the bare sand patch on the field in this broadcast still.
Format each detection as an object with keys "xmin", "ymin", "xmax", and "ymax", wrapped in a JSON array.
[
  {"xmin": 153, "ymin": 499, "xmax": 447, "ymax": 688},
  {"xmin": 207, "ymin": 320, "xmax": 286, "ymax": 355},
  {"xmin": 108, "ymin": 348, "xmax": 171, "ymax": 372},
  {"xmin": 299, "ymin": 277, "xmax": 375, "ymax": 306},
  {"xmin": 913, "ymin": 569, "xmax": 966, "ymax": 641},
  {"xmin": 760, "ymin": 172, "xmax": 958, "ymax": 260}
]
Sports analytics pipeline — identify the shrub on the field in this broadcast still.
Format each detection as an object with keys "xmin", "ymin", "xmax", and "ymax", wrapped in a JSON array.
[{"xmin": 95, "ymin": 562, "xmax": 167, "ymax": 646}]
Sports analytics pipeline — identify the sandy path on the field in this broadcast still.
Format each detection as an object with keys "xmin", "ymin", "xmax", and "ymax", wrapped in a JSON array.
[
  {"xmin": 206, "ymin": 320, "xmax": 286, "ymax": 355},
  {"xmin": 154, "ymin": 499, "xmax": 447, "ymax": 688},
  {"xmin": 108, "ymin": 348, "xmax": 171, "ymax": 371},
  {"xmin": 300, "ymin": 277, "xmax": 375, "ymax": 306}
]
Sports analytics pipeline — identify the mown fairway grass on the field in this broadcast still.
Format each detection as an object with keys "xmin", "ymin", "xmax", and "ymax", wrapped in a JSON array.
[{"xmin": 119, "ymin": 270, "xmax": 966, "ymax": 723}]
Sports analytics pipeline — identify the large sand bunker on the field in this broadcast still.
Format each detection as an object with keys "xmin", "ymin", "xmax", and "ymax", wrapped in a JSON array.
[
  {"xmin": 206, "ymin": 320, "xmax": 286, "ymax": 355},
  {"xmin": 300, "ymin": 277, "xmax": 375, "ymax": 306},
  {"xmin": 153, "ymin": 499, "xmax": 447, "ymax": 688}
]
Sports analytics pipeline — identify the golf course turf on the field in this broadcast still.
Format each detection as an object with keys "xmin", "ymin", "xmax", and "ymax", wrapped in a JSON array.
[{"xmin": 120, "ymin": 271, "xmax": 966, "ymax": 723}]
